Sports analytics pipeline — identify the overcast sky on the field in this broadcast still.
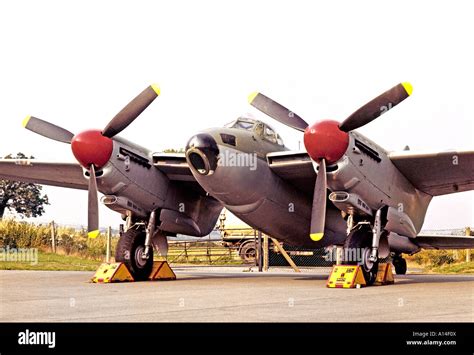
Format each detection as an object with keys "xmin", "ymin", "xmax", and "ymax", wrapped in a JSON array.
[{"xmin": 0, "ymin": 0, "xmax": 472, "ymax": 230}]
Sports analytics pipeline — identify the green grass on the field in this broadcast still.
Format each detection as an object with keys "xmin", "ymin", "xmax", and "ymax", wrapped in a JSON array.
[
  {"xmin": 424, "ymin": 261, "xmax": 474, "ymax": 274},
  {"xmin": 0, "ymin": 251, "xmax": 102, "ymax": 271},
  {"xmin": 0, "ymin": 247, "xmax": 243, "ymax": 271}
]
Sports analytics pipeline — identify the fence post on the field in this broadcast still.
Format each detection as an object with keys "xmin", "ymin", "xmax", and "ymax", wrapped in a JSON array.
[
  {"xmin": 50, "ymin": 221, "xmax": 56, "ymax": 253},
  {"xmin": 466, "ymin": 227, "xmax": 471, "ymax": 263},
  {"xmin": 263, "ymin": 234, "xmax": 269, "ymax": 271},
  {"xmin": 257, "ymin": 230, "xmax": 263, "ymax": 272},
  {"xmin": 106, "ymin": 226, "xmax": 112, "ymax": 263},
  {"xmin": 207, "ymin": 239, "xmax": 212, "ymax": 264},
  {"xmin": 253, "ymin": 229, "xmax": 257, "ymax": 268}
]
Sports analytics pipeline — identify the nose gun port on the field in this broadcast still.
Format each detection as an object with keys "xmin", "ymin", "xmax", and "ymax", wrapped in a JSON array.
[{"xmin": 185, "ymin": 133, "xmax": 220, "ymax": 176}]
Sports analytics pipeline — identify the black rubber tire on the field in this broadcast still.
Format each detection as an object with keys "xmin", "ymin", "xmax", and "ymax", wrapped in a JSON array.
[
  {"xmin": 343, "ymin": 225, "xmax": 379, "ymax": 285},
  {"xmin": 115, "ymin": 228, "xmax": 153, "ymax": 281},
  {"xmin": 239, "ymin": 241, "xmax": 256, "ymax": 263},
  {"xmin": 393, "ymin": 256, "xmax": 407, "ymax": 275}
]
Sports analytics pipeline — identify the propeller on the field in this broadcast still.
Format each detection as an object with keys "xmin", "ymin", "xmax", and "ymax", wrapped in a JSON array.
[
  {"xmin": 87, "ymin": 165, "xmax": 99, "ymax": 238},
  {"xmin": 248, "ymin": 92, "xmax": 309, "ymax": 131},
  {"xmin": 249, "ymin": 82, "xmax": 413, "ymax": 241},
  {"xmin": 102, "ymin": 84, "xmax": 160, "ymax": 138},
  {"xmin": 23, "ymin": 116, "xmax": 74, "ymax": 144},
  {"xmin": 23, "ymin": 84, "xmax": 161, "ymax": 238},
  {"xmin": 338, "ymin": 82, "xmax": 412, "ymax": 132},
  {"xmin": 310, "ymin": 158, "xmax": 327, "ymax": 241}
]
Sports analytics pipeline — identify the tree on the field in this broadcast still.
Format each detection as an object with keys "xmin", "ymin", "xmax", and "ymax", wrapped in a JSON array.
[
  {"xmin": 0, "ymin": 153, "xmax": 49, "ymax": 219},
  {"xmin": 163, "ymin": 148, "xmax": 185, "ymax": 153}
]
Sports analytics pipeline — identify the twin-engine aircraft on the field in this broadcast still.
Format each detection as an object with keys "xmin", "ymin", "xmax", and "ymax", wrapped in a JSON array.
[
  {"xmin": 185, "ymin": 82, "xmax": 474, "ymax": 284},
  {"xmin": 1, "ymin": 85, "xmax": 223, "ymax": 280},
  {"xmin": 1, "ymin": 83, "xmax": 473, "ymax": 284}
]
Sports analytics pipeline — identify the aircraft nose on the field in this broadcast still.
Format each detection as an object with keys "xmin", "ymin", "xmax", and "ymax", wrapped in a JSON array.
[{"xmin": 185, "ymin": 133, "xmax": 220, "ymax": 176}]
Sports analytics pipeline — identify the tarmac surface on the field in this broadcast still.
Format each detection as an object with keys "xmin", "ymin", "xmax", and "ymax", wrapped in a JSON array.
[{"xmin": 1, "ymin": 266, "xmax": 473, "ymax": 322}]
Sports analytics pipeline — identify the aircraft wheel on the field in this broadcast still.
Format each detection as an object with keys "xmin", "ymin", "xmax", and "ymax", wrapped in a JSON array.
[
  {"xmin": 393, "ymin": 256, "xmax": 407, "ymax": 275},
  {"xmin": 344, "ymin": 225, "xmax": 379, "ymax": 285},
  {"xmin": 115, "ymin": 228, "xmax": 154, "ymax": 281},
  {"xmin": 239, "ymin": 241, "xmax": 256, "ymax": 263}
]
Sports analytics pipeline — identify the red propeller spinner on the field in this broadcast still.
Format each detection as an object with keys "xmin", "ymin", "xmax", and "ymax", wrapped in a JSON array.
[
  {"xmin": 303, "ymin": 120, "xmax": 349, "ymax": 164},
  {"xmin": 71, "ymin": 130, "xmax": 113, "ymax": 169}
]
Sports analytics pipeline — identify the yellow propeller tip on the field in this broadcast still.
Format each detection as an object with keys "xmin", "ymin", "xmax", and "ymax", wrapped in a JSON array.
[
  {"xmin": 310, "ymin": 233, "xmax": 324, "ymax": 241},
  {"xmin": 88, "ymin": 230, "xmax": 100, "ymax": 239},
  {"xmin": 22, "ymin": 115, "xmax": 31, "ymax": 128},
  {"xmin": 401, "ymin": 82, "xmax": 413, "ymax": 96},
  {"xmin": 248, "ymin": 91, "xmax": 259, "ymax": 104},
  {"xmin": 151, "ymin": 83, "xmax": 161, "ymax": 96}
]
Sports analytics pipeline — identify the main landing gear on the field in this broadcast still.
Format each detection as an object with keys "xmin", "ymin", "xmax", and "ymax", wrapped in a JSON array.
[
  {"xmin": 343, "ymin": 208, "xmax": 388, "ymax": 285},
  {"xmin": 115, "ymin": 210, "xmax": 169, "ymax": 281},
  {"xmin": 344, "ymin": 224, "xmax": 379, "ymax": 285},
  {"xmin": 115, "ymin": 228, "xmax": 154, "ymax": 281}
]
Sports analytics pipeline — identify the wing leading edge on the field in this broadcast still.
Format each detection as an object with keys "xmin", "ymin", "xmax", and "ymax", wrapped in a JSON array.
[
  {"xmin": 0, "ymin": 159, "xmax": 88, "ymax": 190},
  {"xmin": 266, "ymin": 150, "xmax": 316, "ymax": 195},
  {"xmin": 389, "ymin": 150, "xmax": 474, "ymax": 196},
  {"xmin": 415, "ymin": 233, "xmax": 474, "ymax": 249}
]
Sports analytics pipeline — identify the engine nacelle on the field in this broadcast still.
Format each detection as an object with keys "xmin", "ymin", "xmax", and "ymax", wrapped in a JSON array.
[
  {"xmin": 101, "ymin": 195, "xmax": 147, "ymax": 219},
  {"xmin": 329, "ymin": 191, "xmax": 372, "ymax": 216},
  {"xmin": 385, "ymin": 206, "xmax": 417, "ymax": 239},
  {"xmin": 387, "ymin": 232, "xmax": 420, "ymax": 254},
  {"xmin": 97, "ymin": 139, "xmax": 223, "ymax": 237}
]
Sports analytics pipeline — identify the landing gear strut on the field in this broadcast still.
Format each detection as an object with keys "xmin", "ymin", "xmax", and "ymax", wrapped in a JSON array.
[{"xmin": 142, "ymin": 210, "xmax": 157, "ymax": 260}]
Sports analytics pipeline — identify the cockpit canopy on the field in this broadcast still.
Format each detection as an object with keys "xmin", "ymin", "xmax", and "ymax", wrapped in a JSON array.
[{"xmin": 224, "ymin": 117, "xmax": 284, "ymax": 146}]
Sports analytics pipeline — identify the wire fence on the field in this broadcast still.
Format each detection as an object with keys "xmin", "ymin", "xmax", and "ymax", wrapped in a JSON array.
[
  {"xmin": 164, "ymin": 238, "xmax": 397, "ymax": 271},
  {"xmin": 166, "ymin": 241, "xmax": 243, "ymax": 265},
  {"xmin": 269, "ymin": 245, "xmax": 335, "ymax": 267},
  {"xmin": 165, "ymin": 239, "xmax": 340, "ymax": 268}
]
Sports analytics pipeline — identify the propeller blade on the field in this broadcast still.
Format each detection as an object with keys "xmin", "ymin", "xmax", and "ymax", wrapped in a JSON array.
[
  {"xmin": 87, "ymin": 165, "xmax": 100, "ymax": 238},
  {"xmin": 248, "ymin": 92, "xmax": 309, "ymax": 132},
  {"xmin": 102, "ymin": 84, "xmax": 161, "ymax": 138},
  {"xmin": 23, "ymin": 116, "xmax": 74, "ymax": 144},
  {"xmin": 339, "ymin": 82, "xmax": 413, "ymax": 132},
  {"xmin": 310, "ymin": 159, "xmax": 327, "ymax": 241}
]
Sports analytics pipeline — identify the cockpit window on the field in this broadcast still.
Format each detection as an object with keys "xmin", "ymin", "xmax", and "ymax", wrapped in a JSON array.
[
  {"xmin": 224, "ymin": 120, "xmax": 236, "ymax": 127},
  {"xmin": 227, "ymin": 119, "xmax": 255, "ymax": 131},
  {"xmin": 255, "ymin": 123, "xmax": 264, "ymax": 136},
  {"xmin": 224, "ymin": 117, "xmax": 285, "ymax": 146},
  {"xmin": 264, "ymin": 125, "xmax": 277, "ymax": 143},
  {"xmin": 276, "ymin": 134, "xmax": 284, "ymax": 146}
]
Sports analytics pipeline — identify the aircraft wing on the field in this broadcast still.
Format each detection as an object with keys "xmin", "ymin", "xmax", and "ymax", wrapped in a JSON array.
[
  {"xmin": 266, "ymin": 151, "xmax": 316, "ymax": 194},
  {"xmin": 415, "ymin": 233, "xmax": 474, "ymax": 249},
  {"xmin": 0, "ymin": 159, "xmax": 88, "ymax": 190},
  {"xmin": 0, "ymin": 154, "xmax": 209, "ymax": 192},
  {"xmin": 152, "ymin": 153, "xmax": 196, "ymax": 181},
  {"xmin": 152, "ymin": 152, "xmax": 211, "ymax": 195},
  {"xmin": 389, "ymin": 150, "xmax": 474, "ymax": 196}
]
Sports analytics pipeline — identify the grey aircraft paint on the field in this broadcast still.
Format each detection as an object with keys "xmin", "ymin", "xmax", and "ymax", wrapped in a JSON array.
[{"xmin": 185, "ymin": 117, "xmax": 348, "ymax": 248}]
